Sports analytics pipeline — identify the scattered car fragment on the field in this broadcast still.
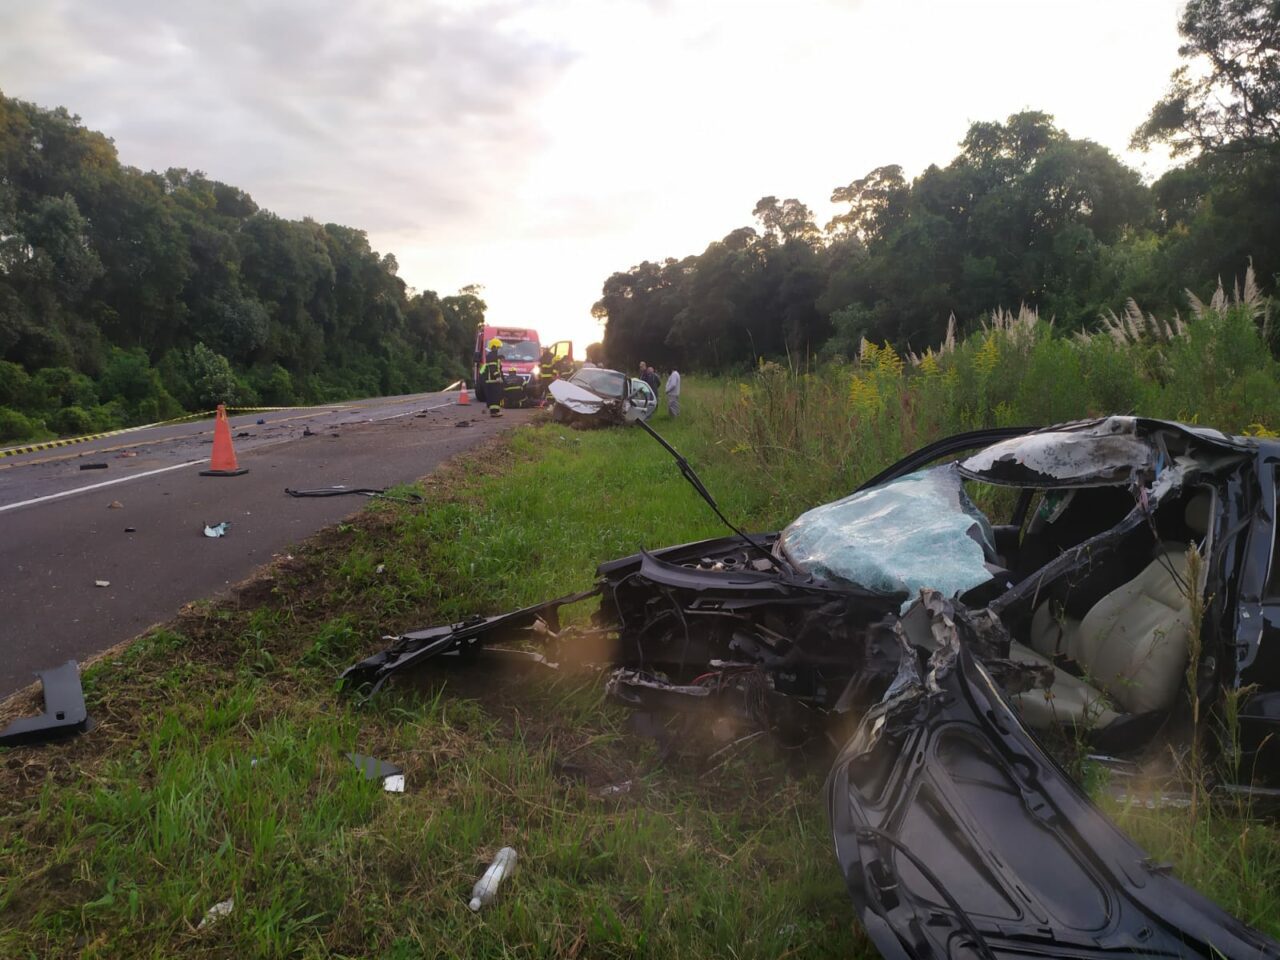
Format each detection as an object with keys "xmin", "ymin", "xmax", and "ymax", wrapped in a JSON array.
[
  {"xmin": 347, "ymin": 752, "xmax": 405, "ymax": 792},
  {"xmin": 285, "ymin": 486, "xmax": 424, "ymax": 504},
  {"xmin": 197, "ymin": 897, "xmax": 234, "ymax": 930},
  {"xmin": 547, "ymin": 367, "xmax": 656, "ymax": 426},
  {"xmin": 341, "ymin": 415, "xmax": 1280, "ymax": 953},
  {"xmin": 0, "ymin": 660, "xmax": 92, "ymax": 747}
]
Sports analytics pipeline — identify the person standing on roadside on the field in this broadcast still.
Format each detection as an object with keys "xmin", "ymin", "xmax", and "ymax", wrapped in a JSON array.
[
  {"xmin": 640, "ymin": 361, "xmax": 659, "ymax": 392},
  {"xmin": 665, "ymin": 368, "xmax": 681, "ymax": 418},
  {"xmin": 482, "ymin": 338, "xmax": 504, "ymax": 417}
]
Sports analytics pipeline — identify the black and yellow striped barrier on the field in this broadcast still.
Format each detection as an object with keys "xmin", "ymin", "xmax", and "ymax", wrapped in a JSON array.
[{"xmin": 0, "ymin": 403, "xmax": 351, "ymax": 459}]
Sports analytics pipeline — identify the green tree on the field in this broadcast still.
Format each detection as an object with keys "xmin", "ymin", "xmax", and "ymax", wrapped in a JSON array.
[{"xmin": 1134, "ymin": 0, "xmax": 1280, "ymax": 156}]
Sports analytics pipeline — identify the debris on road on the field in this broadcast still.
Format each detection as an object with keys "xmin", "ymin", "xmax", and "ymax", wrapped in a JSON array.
[
  {"xmin": 107, "ymin": 500, "xmax": 123, "ymax": 509},
  {"xmin": 94, "ymin": 579, "xmax": 110, "ymax": 587},
  {"xmin": 197, "ymin": 898, "xmax": 234, "ymax": 930},
  {"xmin": 454, "ymin": 421, "xmax": 472, "ymax": 428},
  {"xmin": 303, "ymin": 426, "xmax": 316, "ymax": 437},
  {"xmin": 469, "ymin": 847, "xmax": 517, "ymax": 912},
  {"xmin": 202, "ymin": 521, "xmax": 230, "ymax": 538},
  {"xmin": 124, "ymin": 527, "xmax": 136, "ymax": 533},
  {"xmin": 256, "ymin": 418, "xmax": 266, "ymax": 425},
  {"xmin": 79, "ymin": 462, "xmax": 107, "ymax": 470},
  {"xmin": 235, "ymin": 431, "xmax": 253, "ymax": 438},
  {"xmin": 115, "ymin": 451, "xmax": 137, "ymax": 459},
  {"xmin": 285, "ymin": 486, "xmax": 423, "ymax": 504},
  {"xmin": 0, "ymin": 660, "xmax": 92, "ymax": 746},
  {"xmin": 347, "ymin": 752, "xmax": 405, "ymax": 792}
]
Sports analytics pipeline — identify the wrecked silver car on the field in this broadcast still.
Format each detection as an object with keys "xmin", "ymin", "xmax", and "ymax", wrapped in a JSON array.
[
  {"xmin": 343, "ymin": 416, "xmax": 1280, "ymax": 958},
  {"xmin": 548, "ymin": 367, "xmax": 657, "ymax": 425}
]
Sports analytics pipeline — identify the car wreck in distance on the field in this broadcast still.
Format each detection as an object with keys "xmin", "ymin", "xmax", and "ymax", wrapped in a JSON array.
[
  {"xmin": 343, "ymin": 416, "xmax": 1280, "ymax": 959},
  {"xmin": 547, "ymin": 367, "xmax": 657, "ymax": 425}
]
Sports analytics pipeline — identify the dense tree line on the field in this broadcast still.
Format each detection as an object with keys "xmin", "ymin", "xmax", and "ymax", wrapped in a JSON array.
[
  {"xmin": 595, "ymin": 0, "xmax": 1280, "ymax": 371},
  {"xmin": 0, "ymin": 91, "xmax": 479, "ymax": 441}
]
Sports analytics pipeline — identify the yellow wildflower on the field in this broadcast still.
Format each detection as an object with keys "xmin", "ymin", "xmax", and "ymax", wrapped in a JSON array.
[
  {"xmin": 849, "ymin": 374, "xmax": 881, "ymax": 415},
  {"xmin": 974, "ymin": 334, "xmax": 1000, "ymax": 376},
  {"xmin": 859, "ymin": 338, "xmax": 879, "ymax": 368},
  {"xmin": 876, "ymin": 341, "xmax": 904, "ymax": 377}
]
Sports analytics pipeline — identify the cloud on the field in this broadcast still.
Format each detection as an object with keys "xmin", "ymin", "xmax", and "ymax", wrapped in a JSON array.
[
  {"xmin": 0, "ymin": 0, "xmax": 575, "ymax": 232},
  {"xmin": 1, "ymin": 0, "xmax": 1185, "ymax": 354}
]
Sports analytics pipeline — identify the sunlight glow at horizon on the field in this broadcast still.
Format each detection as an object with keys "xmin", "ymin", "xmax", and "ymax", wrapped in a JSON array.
[{"xmin": 1, "ymin": 0, "xmax": 1185, "ymax": 358}]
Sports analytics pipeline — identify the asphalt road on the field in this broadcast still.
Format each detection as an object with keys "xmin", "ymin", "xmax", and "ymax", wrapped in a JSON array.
[{"xmin": 0, "ymin": 392, "xmax": 532, "ymax": 697}]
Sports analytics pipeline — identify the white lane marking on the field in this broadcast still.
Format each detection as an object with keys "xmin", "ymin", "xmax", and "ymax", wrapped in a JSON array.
[
  {"xmin": 0, "ymin": 458, "xmax": 207, "ymax": 515},
  {"xmin": 364, "ymin": 400, "xmax": 456, "ymax": 423},
  {"xmin": 0, "ymin": 395, "xmax": 456, "ymax": 513}
]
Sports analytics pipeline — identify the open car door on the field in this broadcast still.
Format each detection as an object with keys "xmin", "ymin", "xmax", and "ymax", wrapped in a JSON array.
[{"xmin": 827, "ymin": 593, "xmax": 1279, "ymax": 960}]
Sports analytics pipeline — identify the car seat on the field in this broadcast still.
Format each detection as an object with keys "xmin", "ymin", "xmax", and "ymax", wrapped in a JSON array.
[{"xmin": 1008, "ymin": 491, "xmax": 1210, "ymax": 731}]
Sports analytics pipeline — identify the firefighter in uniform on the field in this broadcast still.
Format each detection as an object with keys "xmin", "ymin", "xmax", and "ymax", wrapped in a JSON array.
[{"xmin": 482, "ymin": 338, "xmax": 504, "ymax": 417}]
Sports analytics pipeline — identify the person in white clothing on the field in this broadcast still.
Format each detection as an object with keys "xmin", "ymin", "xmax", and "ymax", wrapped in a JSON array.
[{"xmin": 664, "ymin": 369, "xmax": 681, "ymax": 418}]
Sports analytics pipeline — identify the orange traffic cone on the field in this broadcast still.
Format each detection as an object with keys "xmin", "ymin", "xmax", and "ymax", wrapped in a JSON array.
[
  {"xmin": 200, "ymin": 404, "xmax": 249, "ymax": 477},
  {"xmin": 458, "ymin": 383, "xmax": 471, "ymax": 405}
]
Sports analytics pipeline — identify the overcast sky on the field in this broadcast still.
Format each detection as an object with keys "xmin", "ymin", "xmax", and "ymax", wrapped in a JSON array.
[{"xmin": 0, "ymin": 0, "xmax": 1184, "ymax": 351}]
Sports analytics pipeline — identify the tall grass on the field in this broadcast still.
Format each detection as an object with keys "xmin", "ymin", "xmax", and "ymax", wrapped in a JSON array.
[{"xmin": 692, "ymin": 270, "xmax": 1278, "ymax": 515}]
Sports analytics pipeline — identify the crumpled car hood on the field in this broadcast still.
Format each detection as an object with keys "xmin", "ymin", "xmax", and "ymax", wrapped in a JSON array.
[{"xmin": 548, "ymin": 378, "xmax": 616, "ymax": 414}]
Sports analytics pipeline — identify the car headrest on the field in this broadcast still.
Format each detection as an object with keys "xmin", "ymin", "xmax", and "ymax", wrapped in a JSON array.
[{"xmin": 1184, "ymin": 491, "xmax": 1212, "ymax": 537}]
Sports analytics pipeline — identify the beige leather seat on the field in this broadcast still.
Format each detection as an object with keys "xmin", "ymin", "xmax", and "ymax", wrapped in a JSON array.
[{"xmin": 1010, "ymin": 548, "xmax": 1194, "ymax": 731}]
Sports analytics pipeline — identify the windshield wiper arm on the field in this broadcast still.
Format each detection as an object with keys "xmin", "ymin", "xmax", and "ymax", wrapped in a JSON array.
[{"xmin": 632, "ymin": 418, "xmax": 781, "ymax": 569}]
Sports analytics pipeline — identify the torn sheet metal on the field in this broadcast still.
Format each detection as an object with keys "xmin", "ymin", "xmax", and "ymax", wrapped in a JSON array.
[
  {"xmin": 780, "ymin": 464, "xmax": 996, "ymax": 607},
  {"xmin": 0, "ymin": 660, "xmax": 92, "ymax": 747},
  {"xmin": 959, "ymin": 416, "xmax": 1154, "ymax": 487},
  {"xmin": 547, "ymin": 378, "xmax": 610, "ymax": 415},
  {"xmin": 826, "ymin": 596, "xmax": 1280, "ymax": 960}
]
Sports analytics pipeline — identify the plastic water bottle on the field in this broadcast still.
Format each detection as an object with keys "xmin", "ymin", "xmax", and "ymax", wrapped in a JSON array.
[{"xmin": 469, "ymin": 847, "xmax": 517, "ymax": 912}]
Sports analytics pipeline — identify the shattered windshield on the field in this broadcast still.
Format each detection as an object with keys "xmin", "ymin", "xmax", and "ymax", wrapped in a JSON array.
[
  {"xmin": 498, "ymin": 340, "xmax": 539, "ymax": 362},
  {"xmin": 571, "ymin": 368, "xmax": 626, "ymax": 398},
  {"xmin": 780, "ymin": 464, "xmax": 997, "ymax": 605}
]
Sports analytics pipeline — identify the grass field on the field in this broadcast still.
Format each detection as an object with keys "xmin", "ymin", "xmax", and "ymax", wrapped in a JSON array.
[
  {"xmin": 6, "ymin": 295, "xmax": 1280, "ymax": 957},
  {"xmin": 0, "ymin": 401, "xmax": 877, "ymax": 959}
]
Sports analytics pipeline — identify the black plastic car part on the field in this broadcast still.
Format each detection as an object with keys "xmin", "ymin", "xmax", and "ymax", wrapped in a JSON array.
[
  {"xmin": 340, "ymin": 589, "xmax": 598, "ymax": 695},
  {"xmin": 0, "ymin": 660, "xmax": 92, "ymax": 747},
  {"xmin": 827, "ymin": 594, "xmax": 1280, "ymax": 960}
]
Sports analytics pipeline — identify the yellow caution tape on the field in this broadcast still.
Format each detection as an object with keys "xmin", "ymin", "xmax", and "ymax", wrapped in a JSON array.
[{"xmin": 0, "ymin": 402, "xmax": 352, "ymax": 459}]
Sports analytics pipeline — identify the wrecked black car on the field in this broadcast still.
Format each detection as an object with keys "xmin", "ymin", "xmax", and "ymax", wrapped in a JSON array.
[{"xmin": 343, "ymin": 416, "xmax": 1280, "ymax": 958}]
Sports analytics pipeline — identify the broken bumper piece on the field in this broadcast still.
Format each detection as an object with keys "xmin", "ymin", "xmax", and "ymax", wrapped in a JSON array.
[
  {"xmin": 340, "ymin": 589, "xmax": 598, "ymax": 695},
  {"xmin": 0, "ymin": 660, "xmax": 92, "ymax": 747}
]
